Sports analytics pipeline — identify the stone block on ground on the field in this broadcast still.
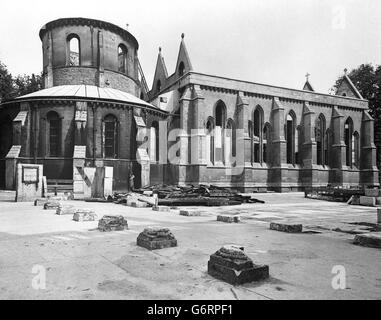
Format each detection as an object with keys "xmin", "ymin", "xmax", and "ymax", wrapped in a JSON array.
[
  {"xmin": 365, "ymin": 188, "xmax": 381, "ymax": 197},
  {"xmin": 377, "ymin": 208, "xmax": 381, "ymax": 224},
  {"xmin": 43, "ymin": 201, "xmax": 61, "ymax": 210},
  {"xmin": 98, "ymin": 215, "xmax": 128, "ymax": 232},
  {"xmin": 73, "ymin": 209, "xmax": 98, "ymax": 222},
  {"xmin": 48, "ymin": 195, "xmax": 68, "ymax": 201},
  {"xmin": 131, "ymin": 201, "xmax": 148, "ymax": 208},
  {"xmin": 353, "ymin": 233, "xmax": 381, "ymax": 249},
  {"xmin": 217, "ymin": 215, "xmax": 240, "ymax": 223},
  {"xmin": 359, "ymin": 196, "xmax": 376, "ymax": 207},
  {"xmin": 152, "ymin": 206, "xmax": 170, "ymax": 212},
  {"xmin": 137, "ymin": 227, "xmax": 177, "ymax": 250},
  {"xmin": 34, "ymin": 198, "xmax": 47, "ymax": 206},
  {"xmin": 180, "ymin": 210, "xmax": 201, "ymax": 216},
  {"xmin": 270, "ymin": 222, "xmax": 303, "ymax": 233},
  {"xmin": 56, "ymin": 205, "xmax": 76, "ymax": 215},
  {"xmin": 207, "ymin": 245, "xmax": 269, "ymax": 285},
  {"xmin": 126, "ymin": 193, "xmax": 156, "ymax": 207}
]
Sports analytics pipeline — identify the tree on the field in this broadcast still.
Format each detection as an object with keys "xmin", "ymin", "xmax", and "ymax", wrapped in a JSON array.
[
  {"xmin": 332, "ymin": 63, "xmax": 381, "ymax": 119},
  {"xmin": 13, "ymin": 73, "xmax": 43, "ymax": 97},
  {"xmin": 0, "ymin": 62, "xmax": 14, "ymax": 102},
  {"xmin": 0, "ymin": 60, "xmax": 43, "ymax": 102}
]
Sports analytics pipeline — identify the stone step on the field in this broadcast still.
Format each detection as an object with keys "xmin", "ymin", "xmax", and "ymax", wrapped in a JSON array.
[
  {"xmin": 217, "ymin": 215, "xmax": 240, "ymax": 223},
  {"xmin": 353, "ymin": 233, "xmax": 381, "ymax": 249},
  {"xmin": 270, "ymin": 222, "xmax": 303, "ymax": 233}
]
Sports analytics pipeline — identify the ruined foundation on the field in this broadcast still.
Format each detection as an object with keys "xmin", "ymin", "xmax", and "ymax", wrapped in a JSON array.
[
  {"xmin": 207, "ymin": 245, "xmax": 269, "ymax": 285},
  {"xmin": 73, "ymin": 209, "xmax": 98, "ymax": 222},
  {"xmin": 217, "ymin": 215, "xmax": 240, "ymax": 223},
  {"xmin": 270, "ymin": 222, "xmax": 303, "ymax": 233},
  {"xmin": 43, "ymin": 201, "xmax": 61, "ymax": 210},
  {"xmin": 98, "ymin": 215, "xmax": 128, "ymax": 231},
  {"xmin": 137, "ymin": 227, "xmax": 177, "ymax": 250}
]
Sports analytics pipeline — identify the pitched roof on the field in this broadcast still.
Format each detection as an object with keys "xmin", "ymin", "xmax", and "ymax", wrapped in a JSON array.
[
  {"xmin": 13, "ymin": 85, "xmax": 157, "ymax": 109},
  {"xmin": 302, "ymin": 80, "xmax": 315, "ymax": 92},
  {"xmin": 336, "ymin": 74, "xmax": 363, "ymax": 99}
]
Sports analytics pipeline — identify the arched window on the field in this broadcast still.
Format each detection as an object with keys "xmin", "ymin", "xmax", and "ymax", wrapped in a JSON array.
[
  {"xmin": 67, "ymin": 35, "xmax": 80, "ymax": 66},
  {"xmin": 206, "ymin": 119, "xmax": 214, "ymax": 164},
  {"xmin": 215, "ymin": 101, "xmax": 226, "ymax": 164},
  {"xmin": 150, "ymin": 121, "xmax": 159, "ymax": 162},
  {"xmin": 103, "ymin": 114, "xmax": 119, "ymax": 158},
  {"xmin": 316, "ymin": 114, "xmax": 326, "ymax": 165},
  {"xmin": 263, "ymin": 123, "xmax": 271, "ymax": 164},
  {"xmin": 178, "ymin": 61, "xmax": 185, "ymax": 77},
  {"xmin": 286, "ymin": 112, "xmax": 296, "ymax": 164},
  {"xmin": 156, "ymin": 80, "xmax": 161, "ymax": 93},
  {"xmin": 226, "ymin": 120, "xmax": 236, "ymax": 166},
  {"xmin": 324, "ymin": 129, "xmax": 331, "ymax": 166},
  {"xmin": 253, "ymin": 107, "xmax": 263, "ymax": 163},
  {"xmin": 47, "ymin": 111, "xmax": 60, "ymax": 157},
  {"xmin": 118, "ymin": 44, "xmax": 127, "ymax": 73},
  {"xmin": 344, "ymin": 117, "xmax": 353, "ymax": 167},
  {"xmin": 353, "ymin": 131, "xmax": 360, "ymax": 168}
]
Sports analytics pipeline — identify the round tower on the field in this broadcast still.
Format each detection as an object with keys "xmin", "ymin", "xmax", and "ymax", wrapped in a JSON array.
[{"xmin": 39, "ymin": 17, "xmax": 141, "ymax": 96}]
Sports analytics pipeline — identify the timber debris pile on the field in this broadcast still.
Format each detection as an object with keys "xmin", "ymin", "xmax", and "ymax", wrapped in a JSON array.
[
  {"xmin": 107, "ymin": 185, "xmax": 265, "ymax": 207},
  {"xmin": 304, "ymin": 186, "xmax": 365, "ymax": 203}
]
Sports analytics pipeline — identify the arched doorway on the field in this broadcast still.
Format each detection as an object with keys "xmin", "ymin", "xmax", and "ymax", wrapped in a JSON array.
[{"xmin": 0, "ymin": 115, "xmax": 13, "ymax": 189}]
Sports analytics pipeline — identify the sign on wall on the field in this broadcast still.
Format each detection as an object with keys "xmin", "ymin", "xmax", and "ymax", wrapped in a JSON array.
[{"xmin": 22, "ymin": 166, "xmax": 39, "ymax": 184}]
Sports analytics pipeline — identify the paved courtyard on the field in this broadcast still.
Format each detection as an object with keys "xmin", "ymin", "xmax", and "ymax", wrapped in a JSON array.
[{"xmin": 0, "ymin": 191, "xmax": 380, "ymax": 300}]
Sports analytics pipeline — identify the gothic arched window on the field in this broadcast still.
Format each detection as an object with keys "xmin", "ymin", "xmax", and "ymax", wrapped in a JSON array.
[
  {"xmin": 344, "ymin": 117, "xmax": 353, "ymax": 167},
  {"xmin": 215, "ymin": 101, "xmax": 226, "ymax": 164},
  {"xmin": 67, "ymin": 35, "xmax": 80, "ymax": 66},
  {"xmin": 47, "ymin": 111, "xmax": 60, "ymax": 157},
  {"xmin": 118, "ymin": 44, "xmax": 127, "ymax": 73},
  {"xmin": 150, "ymin": 121, "xmax": 159, "ymax": 162},
  {"xmin": 353, "ymin": 131, "xmax": 360, "ymax": 168},
  {"xmin": 226, "ymin": 119, "xmax": 236, "ymax": 166},
  {"xmin": 324, "ymin": 129, "xmax": 331, "ymax": 166},
  {"xmin": 316, "ymin": 114, "xmax": 326, "ymax": 165},
  {"xmin": 253, "ymin": 106, "xmax": 263, "ymax": 163},
  {"xmin": 103, "ymin": 114, "xmax": 119, "ymax": 158},
  {"xmin": 206, "ymin": 119, "xmax": 214, "ymax": 164},
  {"xmin": 263, "ymin": 123, "xmax": 271, "ymax": 164},
  {"xmin": 286, "ymin": 112, "xmax": 296, "ymax": 164}
]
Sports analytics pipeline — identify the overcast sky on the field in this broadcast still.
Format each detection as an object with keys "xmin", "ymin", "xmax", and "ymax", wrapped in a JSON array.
[{"xmin": 0, "ymin": 0, "xmax": 380, "ymax": 93}]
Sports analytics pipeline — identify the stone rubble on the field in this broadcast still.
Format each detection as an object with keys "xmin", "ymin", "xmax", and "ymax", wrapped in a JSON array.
[
  {"xmin": 137, "ymin": 226, "xmax": 177, "ymax": 250},
  {"xmin": 56, "ymin": 205, "xmax": 76, "ymax": 215},
  {"xmin": 98, "ymin": 215, "xmax": 128, "ymax": 232},
  {"xmin": 270, "ymin": 222, "xmax": 303, "ymax": 233},
  {"xmin": 207, "ymin": 245, "xmax": 269, "ymax": 285},
  {"xmin": 217, "ymin": 215, "xmax": 240, "ymax": 223},
  {"xmin": 73, "ymin": 209, "xmax": 98, "ymax": 222},
  {"xmin": 43, "ymin": 201, "xmax": 61, "ymax": 210}
]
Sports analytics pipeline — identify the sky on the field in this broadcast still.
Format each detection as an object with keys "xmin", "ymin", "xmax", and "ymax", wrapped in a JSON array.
[{"xmin": 0, "ymin": 0, "xmax": 380, "ymax": 94}]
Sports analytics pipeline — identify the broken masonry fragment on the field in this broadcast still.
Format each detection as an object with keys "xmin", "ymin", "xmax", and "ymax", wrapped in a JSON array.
[
  {"xmin": 73, "ymin": 209, "xmax": 98, "ymax": 222},
  {"xmin": 270, "ymin": 222, "xmax": 303, "ymax": 233},
  {"xmin": 180, "ymin": 210, "xmax": 201, "ymax": 216},
  {"xmin": 43, "ymin": 201, "xmax": 61, "ymax": 210},
  {"xmin": 353, "ymin": 233, "xmax": 381, "ymax": 249},
  {"xmin": 56, "ymin": 205, "xmax": 76, "ymax": 215},
  {"xmin": 98, "ymin": 215, "xmax": 128, "ymax": 232},
  {"xmin": 137, "ymin": 226, "xmax": 177, "ymax": 250},
  {"xmin": 217, "ymin": 215, "xmax": 240, "ymax": 223},
  {"xmin": 207, "ymin": 245, "xmax": 269, "ymax": 285},
  {"xmin": 152, "ymin": 206, "xmax": 170, "ymax": 212}
]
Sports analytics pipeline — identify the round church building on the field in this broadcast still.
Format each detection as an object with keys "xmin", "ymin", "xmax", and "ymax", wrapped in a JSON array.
[{"xmin": 0, "ymin": 18, "xmax": 167, "ymax": 194}]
